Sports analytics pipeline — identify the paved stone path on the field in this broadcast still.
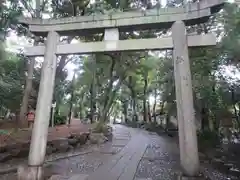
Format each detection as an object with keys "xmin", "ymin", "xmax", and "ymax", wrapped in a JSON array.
[
  {"xmin": 48, "ymin": 125, "xmax": 182, "ymax": 180},
  {"xmin": 1, "ymin": 124, "xmax": 234, "ymax": 180}
]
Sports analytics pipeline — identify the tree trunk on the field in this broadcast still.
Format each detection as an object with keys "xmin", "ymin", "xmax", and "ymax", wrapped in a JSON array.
[
  {"xmin": 100, "ymin": 79, "xmax": 123, "ymax": 123},
  {"xmin": 89, "ymin": 55, "xmax": 97, "ymax": 123},
  {"xmin": 68, "ymin": 72, "xmax": 76, "ymax": 125},
  {"xmin": 132, "ymin": 97, "xmax": 138, "ymax": 122},
  {"xmin": 147, "ymin": 100, "xmax": 151, "ymax": 122},
  {"xmin": 90, "ymin": 82, "xmax": 95, "ymax": 123},
  {"xmin": 201, "ymin": 107, "xmax": 209, "ymax": 131},
  {"xmin": 237, "ymin": 102, "xmax": 240, "ymax": 129},
  {"xmin": 212, "ymin": 85, "xmax": 220, "ymax": 132},
  {"xmin": 4, "ymin": 109, "xmax": 10, "ymax": 120},
  {"xmin": 19, "ymin": 53, "xmax": 36, "ymax": 127},
  {"xmin": 123, "ymin": 100, "xmax": 128, "ymax": 123},
  {"xmin": 160, "ymin": 101, "xmax": 165, "ymax": 125},
  {"xmin": 153, "ymin": 88, "xmax": 157, "ymax": 123},
  {"xmin": 143, "ymin": 72, "xmax": 148, "ymax": 122},
  {"xmin": 166, "ymin": 113, "xmax": 170, "ymax": 129},
  {"xmin": 102, "ymin": 59, "xmax": 116, "ymax": 108},
  {"xmin": 231, "ymin": 88, "xmax": 240, "ymax": 127},
  {"xmin": 200, "ymin": 99, "xmax": 209, "ymax": 131},
  {"xmin": 143, "ymin": 99, "xmax": 147, "ymax": 122},
  {"xmin": 68, "ymin": 103, "xmax": 73, "ymax": 125},
  {"xmin": 79, "ymin": 101, "xmax": 82, "ymax": 119}
]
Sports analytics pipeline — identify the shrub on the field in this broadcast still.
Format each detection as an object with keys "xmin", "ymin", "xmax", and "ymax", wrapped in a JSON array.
[
  {"xmin": 197, "ymin": 130, "xmax": 220, "ymax": 150},
  {"xmin": 92, "ymin": 122, "xmax": 111, "ymax": 134},
  {"xmin": 54, "ymin": 114, "xmax": 67, "ymax": 125}
]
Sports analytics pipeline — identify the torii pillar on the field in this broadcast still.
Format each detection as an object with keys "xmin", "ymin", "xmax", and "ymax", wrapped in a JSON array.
[
  {"xmin": 172, "ymin": 21, "xmax": 199, "ymax": 176},
  {"xmin": 18, "ymin": 31, "xmax": 59, "ymax": 180}
]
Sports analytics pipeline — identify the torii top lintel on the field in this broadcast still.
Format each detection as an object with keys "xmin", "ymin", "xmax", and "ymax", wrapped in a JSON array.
[{"xmin": 19, "ymin": 0, "xmax": 226, "ymax": 36}]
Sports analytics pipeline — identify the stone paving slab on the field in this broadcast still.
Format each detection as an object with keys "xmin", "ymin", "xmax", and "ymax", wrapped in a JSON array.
[
  {"xmin": 68, "ymin": 174, "xmax": 88, "ymax": 180},
  {"xmin": 135, "ymin": 132, "xmax": 181, "ymax": 180},
  {"xmin": 65, "ymin": 128, "xmax": 148, "ymax": 180},
  {"xmin": 118, "ymin": 142, "xmax": 148, "ymax": 180},
  {"xmin": 111, "ymin": 139, "xmax": 130, "ymax": 147},
  {"xmin": 86, "ymin": 134, "xmax": 147, "ymax": 180}
]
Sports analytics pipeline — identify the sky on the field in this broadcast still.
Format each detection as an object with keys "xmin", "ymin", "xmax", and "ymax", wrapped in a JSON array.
[{"xmin": 5, "ymin": 0, "xmax": 238, "ymax": 81}]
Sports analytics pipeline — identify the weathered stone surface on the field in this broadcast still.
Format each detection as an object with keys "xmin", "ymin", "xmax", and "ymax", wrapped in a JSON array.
[
  {"xmin": 103, "ymin": 126, "xmax": 113, "ymax": 141},
  {"xmin": 0, "ymin": 132, "xmax": 90, "ymax": 163},
  {"xmin": 89, "ymin": 133, "xmax": 108, "ymax": 144},
  {"xmin": 0, "ymin": 142, "xmax": 30, "ymax": 162},
  {"xmin": 68, "ymin": 138, "xmax": 78, "ymax": 147},
  {"xmin": 177, "ymin": 175, "xmax": 205, "ymax": 180},
  {"xmin": 79, "ymin": 133, "xmax": 90, "ymax": 145},
  {"xmin": 17, "ymin": 165, "xmax": 43, "ymax": 180},
  {"xmin": 68, "ymin": 174, "xmax": 89, "ymax": 180},
  {"xmin": 172, "ymin": 21, "xmax": 199, "ymax": 176},
  {"xmin": 51, "ymin": 138, "xmax": 71, "ymax": 152},
  {"xmin": 48, "ymin": 174, "xmax": 67, "ymax": 180},
  {"xmin": 28, "ymin": 31, "xmax": 59, "ymax": 167},
  {"xmin": 0, "ymin": 146, "xmax": 6, "ymax": 153},
  {"xmin": 25, "ymin": 35, "xmax": 216, "ymax": 57},
  {"xmin": 11, "ymin": 145, "xmax": 29, "ymax": 158},
  {"xmin": 70, "ymin": 132, "xmax": 90, "ymax": 145},
  {"xmin": 0, "ymin": 152, "xmax": 12, "ymax": 162},
  {"xmin": 46, "ymin": 145, "xmax": 57, "ymax": 155}
]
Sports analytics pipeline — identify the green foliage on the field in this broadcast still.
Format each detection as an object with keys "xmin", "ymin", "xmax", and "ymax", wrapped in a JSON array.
[
  {"xmin": 0, "ymin": 0, "xmax": 23, "ymax": 36},
  {"xmin": 220, "ymin": 3, "xmax": 240, "ymax": 65},
  {"xmin": 0, "ymin": 53, "xmax": 25, "ymax": 111},
  {"xmin": 197, "ymin": 130, "xmax": 220, "ymax": 150},
  {"xmin": 54, "ymin": 113, "xmax": 67, "ymax": 125},
  {"xmin": 92, "ymin": 122, "xmax": 112, "ymax": 136}
]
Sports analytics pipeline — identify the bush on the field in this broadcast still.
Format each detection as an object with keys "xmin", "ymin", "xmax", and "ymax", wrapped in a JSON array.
[
  {"xmin": 91, "ymin": 122, "xmax": 113, "ymax": 140},
  {"xmin": 54, "ymin": 114, "xmax": 67, "ymax": 125},
  {"xmin": 197, "ymin": 130, "xmax": 220, "ymax": 150},
  {"xmin": 92, "ymin": 122, "xmax": 111, "ymax": 134}
]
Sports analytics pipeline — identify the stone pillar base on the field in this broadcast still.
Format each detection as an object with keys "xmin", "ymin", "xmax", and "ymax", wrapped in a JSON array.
[{"xmin": 18, "ymin": 165, "xmax": 43, "ymax": 180}]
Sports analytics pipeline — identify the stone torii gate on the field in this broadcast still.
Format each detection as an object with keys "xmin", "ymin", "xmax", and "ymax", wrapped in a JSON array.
[{"xmin": 18, "ymin": 0, "xmax": 228, "ymax": 179}]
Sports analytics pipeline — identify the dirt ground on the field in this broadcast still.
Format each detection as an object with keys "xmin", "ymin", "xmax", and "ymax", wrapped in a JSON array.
[{"xmin": 0, "ymin": 119, "xmax": 91, "ymax": 148}]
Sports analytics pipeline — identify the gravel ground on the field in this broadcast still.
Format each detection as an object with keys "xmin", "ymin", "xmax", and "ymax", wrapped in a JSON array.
[
  {"xmin": 136, "ymin": 131, "xmax": 239, "ymax": 180},
  {"xmin": 202, "ymin": 165, "xmax": 239, "ymax": 180},
  {"xmin": 46, "ymin": 152, "xmax": 111, "ymax": 176},
  {"xmin": 0, "ymin": 173, "xmax": 17, "ymax": 180},
  {"xmin": 135, "ymin": 132, "xmax": 181, "ymax": 180}
]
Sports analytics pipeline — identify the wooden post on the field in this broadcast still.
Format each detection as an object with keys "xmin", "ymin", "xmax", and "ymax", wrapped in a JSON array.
[{"xmin": 172, "ymin": 21, "xmax": 199, "ymax": 176}]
